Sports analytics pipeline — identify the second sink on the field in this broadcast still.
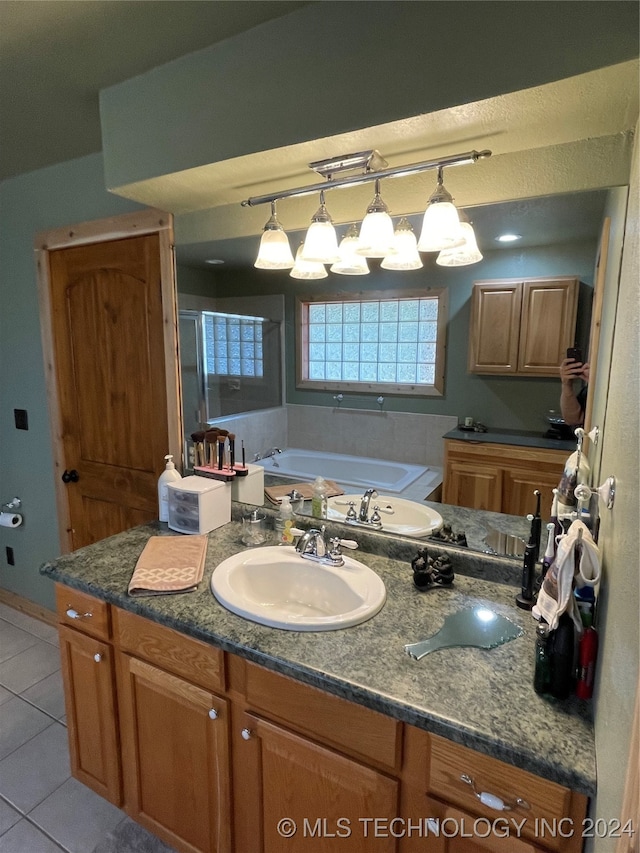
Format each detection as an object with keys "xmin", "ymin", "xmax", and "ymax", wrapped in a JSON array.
[{"xmin": 326, "ymin": 494, "xmax": 443, "ymax": 538}]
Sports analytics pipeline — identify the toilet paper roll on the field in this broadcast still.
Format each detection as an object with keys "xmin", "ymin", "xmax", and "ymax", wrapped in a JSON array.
[{"xmin": 0, "ymin": 512, "xmax": 22, "ymax": 528}]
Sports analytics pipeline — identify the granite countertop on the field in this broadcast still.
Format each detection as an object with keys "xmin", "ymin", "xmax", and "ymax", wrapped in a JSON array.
[
  {"xmin": 41, "ymin": 518, "xmax": 595, "ymax": 796},
  {"xmin": 443, "ymin": 426, "xmax": 576, "ymax": 452}
]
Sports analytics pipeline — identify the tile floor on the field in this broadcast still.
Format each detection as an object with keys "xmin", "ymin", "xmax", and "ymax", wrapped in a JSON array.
[{"xmin": 0, "ymin": 602, "xmax": 175, "ymax": 853}]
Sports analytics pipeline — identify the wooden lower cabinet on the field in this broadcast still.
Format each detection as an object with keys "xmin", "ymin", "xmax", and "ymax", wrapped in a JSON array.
[
  {"xmin": 237, "ymin": 713, "xmax": 399, "ymax": 852},
  {"xmin": 117, "ymin": 654, "xmax": 231, "ymax": 853},
  {"xmin": 58, "ymin": 624, "xmax": 122, "ymax": 805},
  {"xmin": 55, "ymin": 587, "xmax": 588, "ymax": 853},
  {"xmin": 443, "ymin": 440, "xmax": 568, "ymax": 519}
]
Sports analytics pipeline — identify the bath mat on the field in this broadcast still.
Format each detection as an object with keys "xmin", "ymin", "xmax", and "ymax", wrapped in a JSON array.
[
  {"xmin": 128, "ymin": 535, "xmax": 208, "ymax": 596},
  {"xmin": 264, "ymin": 480, "xmax": 343, "ymax": 504}
]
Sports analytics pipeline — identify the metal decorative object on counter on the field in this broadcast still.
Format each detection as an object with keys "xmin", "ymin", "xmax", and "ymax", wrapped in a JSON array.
[
  {"xmin": 428, "ymin": 523, "xmax": 468, "ymax": 547},
  {"xmin": 411, "ymin": 548, "xmax": 454, "ymax": 590}
]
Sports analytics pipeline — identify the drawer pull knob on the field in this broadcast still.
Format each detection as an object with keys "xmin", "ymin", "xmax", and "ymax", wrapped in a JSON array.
[
  {"xmin": 93, "ymin": 653, "xmax": 102, "ymax": 663},
  {"xmin": 208, "ymin": 709, "xmax": 218, "ymax": 720},
  {"xmin": 241, "ymin": 728, "xmax": 253, "ymax": 741},
  {"xmin": 460, "ymin": 774, "xmax": 530, "ymax": 811},
  {"xmin": 66, "ymin": 608, "xmax": 92, "ymax": 620}
]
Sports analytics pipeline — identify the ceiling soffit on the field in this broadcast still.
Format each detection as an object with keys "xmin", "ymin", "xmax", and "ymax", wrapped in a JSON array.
[{"xmin": 110, "ymin": 61, "xmax": 639, "ymax": 227}]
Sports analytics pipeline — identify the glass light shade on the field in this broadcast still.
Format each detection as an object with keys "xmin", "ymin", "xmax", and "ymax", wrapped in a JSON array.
[
  {"xmin": 381, "ymin": 218, "xmax": 423, "ymax": 270},
  {"xmin": 356, "ymin": 211, "xmax": 396, "ymax": 257},
  {"xmin": 356, "ymin": 180, "xmax": 396, "ymax": 257},
  {"xmin": 417, "ymin": 201, "xmax": 465, "ymax": 252},
  {"xmin": 436, "ymin": 221, "xmax": 483, "ymax": 266},
  {"xmin": 290, "ymin": 245, "xmax": 328, "ymax": 280},
  {"xmin": 330, "ymin": 225, "xmax": 369, "ymax": 275},
  {"xmin": 254, "ymin": 205, "xmax": 294, "ymax": 269},
  {"xmin": 301, "ymin": 220, "xmax": 340, "ymax": 263}
]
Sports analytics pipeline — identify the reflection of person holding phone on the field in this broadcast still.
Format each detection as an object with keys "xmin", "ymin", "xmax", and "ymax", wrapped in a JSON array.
[{"xmin": 560, "ymin": 348, "xmax": 590, "ymax": 427}]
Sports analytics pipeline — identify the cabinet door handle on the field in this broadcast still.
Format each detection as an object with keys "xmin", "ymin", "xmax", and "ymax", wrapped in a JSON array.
[
  {"xmin": 66, "ymin": 608, "xmax": 92, "ymax": 620},
  {"xmin": 208, "ymin": 708, "xmax": 218, "ymax": 720},
  {"xmin": 460, "ymin": 774, "xmax": 530, "ymax": 811},
  {"xmin": 93, "ymin": 653, "xmax": 102, "ymax": 663},
  {"xmin": 241, "ymin": 728, "xmax": 253, "ymax": 740}
]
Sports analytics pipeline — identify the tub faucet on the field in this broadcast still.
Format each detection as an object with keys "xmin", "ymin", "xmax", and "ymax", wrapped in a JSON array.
[
  {"xmin": 253, "ymin": 447, "xmax": 282, "ymax": 462},
  {"xmin": 358, "ymin": 488, "xmax": 378, "ymax": 523}
]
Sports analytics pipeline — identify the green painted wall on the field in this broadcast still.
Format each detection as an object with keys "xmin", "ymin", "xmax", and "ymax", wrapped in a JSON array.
[
  {"xmin": 100, "ymin": 1, "xmax": 640, "ymax": 189},
  {"xmin": 0, "ymin": 153, "xmax": 144, "ymax": 609},
  {"xmin": 201, "ymin": 240, "xmax": 597, "ymax": 430}
]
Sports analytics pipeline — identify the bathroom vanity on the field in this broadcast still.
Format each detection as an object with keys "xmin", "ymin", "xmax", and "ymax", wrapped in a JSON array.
[
  {"xmin": 443, "ymin": 429, "xmax": 574, "ymax": 520},
  {"xmin": 42, "ymin": 520, "xmax": 594, "ymax": 853}
]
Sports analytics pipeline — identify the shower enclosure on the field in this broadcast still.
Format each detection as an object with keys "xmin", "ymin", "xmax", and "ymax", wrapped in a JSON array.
[{"xmin": 179, "ymin": 309, "xmax": 282, "ymax": 436}]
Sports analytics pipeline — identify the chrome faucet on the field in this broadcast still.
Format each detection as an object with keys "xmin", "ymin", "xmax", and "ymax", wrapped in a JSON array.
[
  {"xmin": 332, "ymin": 490, "xmax": 394, "ymax": 529},
  {"xmin": 358, "ymin": 488, "xmax": 378, "ymax": 522},
  {"xmin": 253, "ymin": 447, "xmax": 283, "ymax": 462},
  {"xmin": 295, "ymin": 526, "xmax": 358, "ymax": 567}
]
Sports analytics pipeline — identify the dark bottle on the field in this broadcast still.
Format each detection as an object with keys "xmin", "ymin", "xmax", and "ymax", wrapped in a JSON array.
[
  {"xmin": 548, "ymin": 613, "xmax": 576, "ymax": 699},
  {"xmin": 533, "ymin": 622, "xmax": 552, "ymax": 695}
]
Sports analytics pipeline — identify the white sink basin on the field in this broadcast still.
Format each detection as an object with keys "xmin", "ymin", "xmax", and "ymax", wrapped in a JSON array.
[
  {"xmin": 326, "ymin": 494, "xmax": 443, "ymax": 538},
  {"xmin": 211, "ymin": 546, "xmax": 386, "ymax": 631}
]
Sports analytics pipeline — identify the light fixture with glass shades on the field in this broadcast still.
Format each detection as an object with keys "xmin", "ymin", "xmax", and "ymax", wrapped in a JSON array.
[
  {"xmin": 356, "ymin": 179, "xmax": 395, "ymax": 258},
  {"xmin": 290, "ymin": 244, "xmax": 328, "ymax": 280},
  {"xmin": 254, "ymin": 201, "xmax": 295, "ymax": 269},
  {"xmin": 417, "ymin": 166, "xmax": 465, "ymax": 252},
  {"xmin": 381, "ymin": 217, "xmax": 423, "ymax": 270},
  {"xmin": 242, "ymin": 148, "xmax": 491, "ymax": 272},
  {"xmin": 300, "ymin": 190, "xmax": 340, "ymax": 263},
  {"xmin": 330, "ymin": 224, "xmax": 370, "ymax": 275},
  {"xmin": 436, "ymin": 210, "xmax": 483, "ymax": 267}
]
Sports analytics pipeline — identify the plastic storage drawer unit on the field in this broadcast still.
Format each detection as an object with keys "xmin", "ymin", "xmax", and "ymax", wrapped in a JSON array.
[{"xmin": 167, "ymin": 476, "xmax": 231, "ymax": 534}]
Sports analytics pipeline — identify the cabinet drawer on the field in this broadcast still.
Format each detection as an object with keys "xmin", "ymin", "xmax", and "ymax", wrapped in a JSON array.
[
  {"xmin": 243, "ymin": 660, "xmax": 401, "ymax": 772},
  {"xmin": 428, "ymin": 734, "xmax": 587, "ymax": 853},
  {"xmin": 55, "ymin": 584, "xmax": 111, "ymax": 640},
  {"xmin": 113, "ymin": 608, "xmax": 225, "ymax": 692}
]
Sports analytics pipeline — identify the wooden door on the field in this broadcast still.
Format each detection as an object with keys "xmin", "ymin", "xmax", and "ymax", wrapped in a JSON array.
[
  {"xmin": 518, "ymin": 278, "xmax": 578, "ymax": 375},
  {"xmin": 237, "ymin": 713, "xmax": 399, "ymax": 852},
  {"xmin": 468, "ymin": 281, "xmax": 522, "ymax": 374},
  {"xmin": 58, "ymin": 625, "xmax": 122, "ymax": 805},
  {"xmin": 37, "ymin": 210, "xmax": 181, "ymax": 551},
  {"xmin": 118, "ymin": 654, "xmax": 231, "ymax": 853}
]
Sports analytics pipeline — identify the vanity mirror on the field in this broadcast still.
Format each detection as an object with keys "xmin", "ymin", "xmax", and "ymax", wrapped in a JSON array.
[{"xmin": 174, "ymin": 186, "xmax": 628, "ymax": 558}]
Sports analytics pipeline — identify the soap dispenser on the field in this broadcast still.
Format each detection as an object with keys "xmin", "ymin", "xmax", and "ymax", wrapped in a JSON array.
[
  {"xmin": 311, "ymin": 477, "xmax": 327, "ymax": 519},
  {"xmin": 158, "ymin": 454, "xmax": 182, "ymax": 522},
  {"xmin": 275, "ymin": 495, "xmax": 295, "ymax": 545}
]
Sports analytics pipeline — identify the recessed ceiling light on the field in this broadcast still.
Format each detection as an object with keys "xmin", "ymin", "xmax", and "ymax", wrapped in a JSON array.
[
  {"xmin": 205, "ymin": 258, "xmax": 225, "ymax": 264},
  {"xmin": 495, "ymin": 233, "xmax": 522, "ymax": 243}
]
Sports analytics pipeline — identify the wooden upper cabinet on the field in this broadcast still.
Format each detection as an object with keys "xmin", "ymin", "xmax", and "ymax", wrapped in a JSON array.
[
  {"xmin": 468, "ymin": 277, "xmax": 579, "ymax": 376},
  {"xmin": 468, "ymin": 281, "xmax": 523, "ymax": 374}
]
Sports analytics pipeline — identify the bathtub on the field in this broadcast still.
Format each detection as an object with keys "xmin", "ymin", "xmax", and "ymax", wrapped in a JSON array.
[{"xmin": 254, "ymin": 447, "xmax": 432, "ymax": 495}]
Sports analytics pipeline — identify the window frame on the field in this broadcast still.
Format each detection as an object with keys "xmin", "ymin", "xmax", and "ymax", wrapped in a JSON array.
[{"xmin": 295, "ymin": 287, "xmax": 448, "ymax": 397}]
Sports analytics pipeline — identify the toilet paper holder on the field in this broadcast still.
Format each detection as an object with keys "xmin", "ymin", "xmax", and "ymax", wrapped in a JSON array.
[{"xmin": 1, "ymin": 497, "xmax": 23, "ymax": 528}]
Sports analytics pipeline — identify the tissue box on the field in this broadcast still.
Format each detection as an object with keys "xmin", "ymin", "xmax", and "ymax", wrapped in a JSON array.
[
  {"xmin": 231, "ymin": 463, "xmax": 264, "ymax": 505},
  {"xmin": 167, "ymin": 476, "xmax": 231, "ymax": 535}
]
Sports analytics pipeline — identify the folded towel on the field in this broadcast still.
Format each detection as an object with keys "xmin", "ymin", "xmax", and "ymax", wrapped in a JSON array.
[
  {"xmin": 264, "ymin": 480, "xmax": 344, "ymax": 504},
  {"xmin": 128, "ymin": 535, "xmax": 208, "ymax": 597},
  {"xmin": 533, "ymin": 520, "xmax": 600, "ymax": 632}
]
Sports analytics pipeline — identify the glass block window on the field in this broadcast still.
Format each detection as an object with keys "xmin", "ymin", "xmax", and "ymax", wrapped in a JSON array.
[
  {"xmin": 297, "ymin": 290, "xmax": 446, "ymax": 396},
  {"xmin": 202, "ymin": 312, "xmax": 264, "ymax": 377}
]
